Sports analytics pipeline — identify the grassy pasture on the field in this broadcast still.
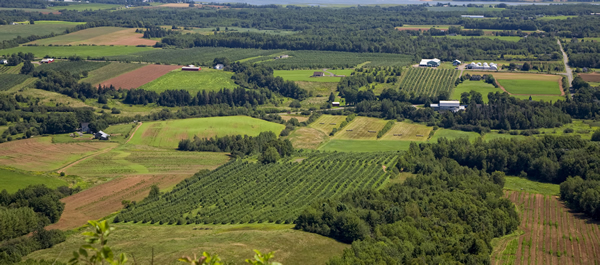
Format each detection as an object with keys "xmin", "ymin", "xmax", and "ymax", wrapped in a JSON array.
[
  {"xmin": 51, "ymin": 123, "xmax": 136, "ymax": 144},
  {"xmin": 319, "ymin": 139, "xmax": 413, "ymax": 152},
  {"xmin": 310, "ymin": 115, "xmax": 348, "ymax": 135},
  {"xmin": 139, "ymin": 69, "xmax": 237, "ymax": 93},
  {"xmin": 16, "ymin": 88, "xmax": 92, "ymax": 108},
  {"xmin": 128, "ymin": 116, "xmax": 285, "ymax": 149},
  {"xmin": 35, "ymin": 61, "xmax": 110, "ymax": 75},
  {"xmin": 537, "ymin": 15, "xmax": 578, "ymax": 20},
  {"xmin": 333, "ymin": 117, "xmax": 388, "ymax": 140},
  {"xmin": 503, "ymin": 176, "xmax": 559, "ymax": 196},
  {"xmin": 379, "ymin": 122, "xmax": 432, "ymax": 141},
  {"xmin": 296, "ymin": 82, "xmax": 337, "ymax": 96},
  {"xmin": 451, "ymin": 80, "xmax": 504, "ymax": 103},
  {"xmin": 0, "ymin": 21, "xmax": 85, "ymax": 42},
  {"xmin": 48, "ymin": 3, "xmax": 123, "ymax": 11},
  {"xmin": 274, "ymin": 69, "xmax": 352, "ymax": 83},
  {"xmin": 286, "ymin": 127, "xmax": 327, "ymax": 150},
  {"xmin": 434, "ymin": 35, "xmax": 522, "ymax": 42},
  {"xmin": 430, "ymin": 129, "xmax": 480, "ymax": 142},
  {"xmin": 185, "ymin": 27, "xmax": 296, "ymax": 36},
  {"xmin": 499, "ymin": 79, "xmax": 562, "ymax": 95},
  {"xmin": 80, "ymin": 62, "xmax": 145, "ymax": 85},
  {"xmin": 27, "ymin": 223, "xmax": 348, "ymax": 265},
  {"xmin": 0, "ymin": 45, "xmax": 154, "ymax": 59},
  {"xmin": 0, "ymin": 167, "xmax": 67, "ymax": 193}
]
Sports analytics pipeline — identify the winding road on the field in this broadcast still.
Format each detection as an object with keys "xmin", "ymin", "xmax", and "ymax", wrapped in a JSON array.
[{"xmin": 557, "ymin": 39, "xmax": 573, "ymax": 90}]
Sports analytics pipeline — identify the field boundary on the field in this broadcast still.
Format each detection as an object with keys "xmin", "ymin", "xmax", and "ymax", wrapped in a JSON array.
[{"xmin": 57, "ymin": 122, "xmax": 141, "ymax": 173}]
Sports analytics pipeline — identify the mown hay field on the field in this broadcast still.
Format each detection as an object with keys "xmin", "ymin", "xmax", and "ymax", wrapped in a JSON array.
[
  {"xmin": 0, "ymin": 21, "xmax": 85, "ymax": 42},
  {"xmin": 0, "ymin": 137, "xmax": 117, "ymax": 171},
  {"xmin": 310, "ymin": 115, "xmax": 347, "ymax": 134},
  {"xmin": 333, "ymin": 117, "xmax": 388, "ymax": 140},
  {"xmin": 378, "ymin": 122, "xmax": 433, "ymax": 141},
  {"xmin": 0, "ymin": 168, "xmax": 67, "ymax": 194},
  {"xmin": 128, "ymin": 116, "xmax": 285, "ymax": 149},
  {"xmin": 286, "ymin": 127, "xmax": 327, "ymax": 150},
  {"xmin": 492, "ymin": 191, "xmax": 600, "ymax": 265},
  {"xmin": 139, "ymin": 69, "xmax": 237, "ymax": 93},
  {"xmin": 79, "ymin": 62, "xmax": 146, "ymax": 86},
  {"xmin": 29, "ymin": 223, "xmax": 348, "ymax": 264}
]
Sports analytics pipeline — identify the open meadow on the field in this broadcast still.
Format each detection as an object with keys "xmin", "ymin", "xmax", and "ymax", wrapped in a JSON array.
[
  {"xmin": 139, "ymin": 69, "xmax": 237, "ymax": 93},
  {"xmin": 469, "ymin": 72, "xmax": 563, "ymax": 95},
  {"xmin": 30, "ymin": 27, "xmax": 156, "ymax": 46},
  {"xmin": 296, "ymin": 82, "xmax": 338, "ymax": 96},
  {"xmin": 286, "ymin": 127, "xmax": 328, "ymax": 150},
  {"xmin": 28, "ymin": 223, "xmax": 348, "ymax": 265},
  {"xmin": 333, "ymin": 117, "xmax": 388, "ymax": 140},
  {"xmin": 0, "ymin": 21, "xmax": 85, "ymax": 42},
  {"xmin": 492, "ymin": 191, "xmax": 600, "ymax": 265},
  {"xmin": 378, "ymin": 122, "xmax": 433, "ymax": 141},
  {"xmin": 35, "ymin": 60, "xmax": 110, "ymax": 75},
  {"xmin": 0, "ymin": 168, "xmax": 67, "ymax": 194},
  {"xmin": 274, "ymin": 69, "xmax": 353, "ymax": 83},
  {"xmin": 0, "ymin": 45, "xmax": 154, "ymax": 58},
  {"xmin": 430, "ymin": 129, "xmax": 480, "ymax": 142},
  {"xmin": 0, "ymin": 137, "xmax": 117, "ymax": 172},
  {"xmin": 48, "ymin": 3, "xmax": 123, "ymax": 11},
  {"xmin": 128, "ymin": 116, "xmax": 285, "ymax": 149},
  {"xmin": 310, "ymin": 115, "xmax": 348, "ymax": 134}
]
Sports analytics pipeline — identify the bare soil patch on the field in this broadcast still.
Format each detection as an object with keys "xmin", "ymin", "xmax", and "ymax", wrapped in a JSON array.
[
  {"xmin": 579, "ymin": 73, "xmax": 600, "ymax": 83},
  {"xmin": 84, "ymin": 28, "xmax": 157, "ymax": 46},
  {"xmin": 279, "ymin": 114, "xmax": 309, "ymax": 122},
  {"xmin": 99, "ymin": 64, "xmax": 180, "ymax": 89},
  {"xmin": 0, "ymin": 137, "xmax": 116, "ymax": 171},
  {"xmin": 47, "ymin": 174, "xmax": 190, "ymax": 230}
]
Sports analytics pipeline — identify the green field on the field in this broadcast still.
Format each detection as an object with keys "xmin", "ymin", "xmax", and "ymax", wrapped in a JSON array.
[
  {"xmin": 537, "ymin": 15, "xmax": 578, "ymax": 20},
  {"xmin": 430, "ymin": 129, "xmax": 480, "ymax": 142},
  {"xmin": 128, "ymin": 116, "xmax": 286, "ymax": 149},
  {"xmin": 503, "ymin": 176, "xmax": 560, "ymax": 196},
  {"xmin": 26, "ymin": 223, "xmax": 348, "ymax": 265},
  {"xmin": 48, "ymin": 3, "xmax": 123, "ymax": 11},
  {"xmin": 30, "ymin": 27, "xmax": 127, "ymax": 45},
  {"xmin": 139, "ymin": 69, "xmax": 237, "ymax": 93},
  {"xmin": 79, "ymin": 62, "xmax": 145, "ymax": 85},
  {"xmin": 319, "ymin": 139, "xmax": 414, "ymax": 152},
  {"xmin": 451, "ymin": 80, "xmax": 503, "ymax": 103},
  {"xmin": 35, "ymin": 61, "xmax": 110, "ymax": 75},
  {"xmin": 434, "ymin": 35, "xmax": 522, "ymax": 42},
  {"xmin": 0, "ymin": 168, "xmax": 67, "ymax": 193},
  {"xmin": 186, "ymin": 27, "xmax": 297, "ymax": 36},
  {"xmin": 498, "ymin": 79, "xmax": 562, "ymax": 95},
  {"xmin": 254, "ymin": 50, "xmax": 413, "ymax": 69},
  {"xmin": 0, "ymin": 21, "xmax": 85, "ymax": 42},
  {"xmin": 274, "ymin": 69, "xmax": 352, "ymax": 83},
  {"xmin": 0, "ymin": 45, "xmax": 154, "ymax": 59},
  {"xmin": 108, "ymin": 47, "xmax": 284, "ymax": 65},
  {"xmin": 0, "ymin": 74, "xmax": 30, "ymax": 91},
  {"xmin": 511, "ymin": 94, "xmax": 565, "ymax": 102}
]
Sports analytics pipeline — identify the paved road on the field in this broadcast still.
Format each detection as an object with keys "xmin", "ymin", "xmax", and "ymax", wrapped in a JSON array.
[{"xmin": 557, "ymin": 39, "xmax": 573, "ymax": 89}]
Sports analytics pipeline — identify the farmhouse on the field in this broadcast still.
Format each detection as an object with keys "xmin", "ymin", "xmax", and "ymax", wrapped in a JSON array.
[
  {"xmin": 214, "ymin": 64, "xmax": 224, "ymax": 70},
  {"xmin": 94, "ymin": 131, "xmax": 110, "ymax": 140},
  {"xmin": 429, "ymin": 100, "xmax": 465, "ymax": 113},
  {"xmin": 40, "ymin": 58, "xmax": 54, "ymax": 63},
  {"xmin": 453, "ymin": 59, "xmax": 461, "ymax": 66},
  {"xmin": 332, "ymin": 102, "xmax": 340, "ymax": 107},
  {"xmin": 80, "ymin": 122, "xmax": 91, "ymax": 134},
  {"xmin": 467, "ymin": 62, "xmax": 498, "ymax": 70},
  {"xmin": 0, "ymin": 59, "xmax": 7, "ymax": 64},
  {"xmin": 182, "ymin": 65, "xmax": 201, "ymax": 71},
  {"xmin": 313, "ymin": 71, "xmax": 325, "ymax": 77},
  {"xmin": 419, "ymin": 58, "xmax": 441, "ymax": 67}
]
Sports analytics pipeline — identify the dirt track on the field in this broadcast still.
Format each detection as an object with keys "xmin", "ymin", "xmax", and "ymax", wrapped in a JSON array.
[{"xmin": 99, "ymin": 65, "xmax": 180, "ymax": 89}]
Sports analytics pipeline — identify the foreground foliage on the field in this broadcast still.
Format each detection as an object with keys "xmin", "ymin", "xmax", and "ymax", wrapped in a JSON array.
[{"xmin": 115, "ymin": 152, "xmax": 398, "ymax": 225}]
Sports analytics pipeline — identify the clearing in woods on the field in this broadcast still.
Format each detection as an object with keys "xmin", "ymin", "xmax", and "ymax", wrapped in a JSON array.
[
  {"xmin": 492, "ymin": 190, "xmax": 600, "ymax": 265},
  {"xmin": 378, "ymin": 122, "xmax": 433, "ymax": 141},
  {"xmin": 99, "ymin": 64, "xmax": 181, "ymax": 89},
  {"xmin": 128, "ymin": 116, "xmax": 286, "ymax": 149},
  {"xmin": 30, "ymin": 27, "xmax": 156, "ymax": 46},
  {"xmin": 333, "ymin": 117, "xmax": 388, "ymax": 140},
  {"xmin": 138, "ymin": 69, "xmax": 237, "ymax": 93},
  {"xmin": 80, "ymin": 62, "xmax": 146, "ymax": 86},
  {"xmin": 0, "ymin": 137, "xmax": 117, "ymax": 171},
  {"xmin": 28, "ymin": 223, "xmax": 348, "ymax": 265}
]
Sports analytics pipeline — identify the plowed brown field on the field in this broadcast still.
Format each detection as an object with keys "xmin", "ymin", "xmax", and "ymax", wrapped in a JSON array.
[
  {"xmin": 99, "ymin": 64, "xmax": 180, "ymax": 89},
  {"xmin": 47, "ymin": 174, "xmax": 190, "ymax": 230},
  {"xmin": 579, "ymin": 73, "xmax": 600, "ymax": 83},
  {"xmin": 492, "ymin": 191, "xmax": 600, "ymax": 265},
  {"xmin": 0, "ymin": 137, "xmax": 116, "ymax": 171}
]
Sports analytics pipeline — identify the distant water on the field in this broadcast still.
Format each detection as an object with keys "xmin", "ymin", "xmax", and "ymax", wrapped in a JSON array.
[{"xmin": 198, "ymin": 0, "xmax": 559, "ymax": 6}]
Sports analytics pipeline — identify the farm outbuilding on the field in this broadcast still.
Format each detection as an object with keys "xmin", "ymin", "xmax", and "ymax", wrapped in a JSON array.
[
  {"xmin": 182, "ymin": 65, "xmax": 201, "ymax": 71},
  {"xmin": 467, "ymin": 62, "xmax": 497, "ymax": 70},
  {"xmin": 214, "ymin": 64, "xmax": 224, "ymax": 70},
  {"xmin": 430, "ymin": 100, "xmax": 465, "ymax": 113},
  {"xmin": 453, "ymin": 59, "xmax": 461, "ymax": 66},
  {"xmin": 332, "ymin": 102, "xmax": 340, "ymax": 107},
  {"xmin": 40, "ymin": 58, "xmax": 54, "ymax": 63},
  {"xmin": 313, "ymin": 72, "xmax": 325, "ymax": 77},
  {"xmin": 94, "ymin": 131, "xmax": 110, "ymax": 140},
  {"xmin": 419, "ymin": 58, "xmax": 441, "ymax": 67}
]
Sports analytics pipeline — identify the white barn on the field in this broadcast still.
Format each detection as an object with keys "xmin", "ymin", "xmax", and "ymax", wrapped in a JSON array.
[
  {"xmin": 430, "ymin": 100, "xmax": 465, "ymax": 112},
  {"xmin": 419, "ymin": 58, "xmax": 441, "ymax": 67}
]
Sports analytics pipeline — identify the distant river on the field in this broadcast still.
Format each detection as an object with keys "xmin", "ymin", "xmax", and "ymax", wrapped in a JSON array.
[{"xmin": 198, "ymin": 0, "xmax": 562, "ymax": 6}]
